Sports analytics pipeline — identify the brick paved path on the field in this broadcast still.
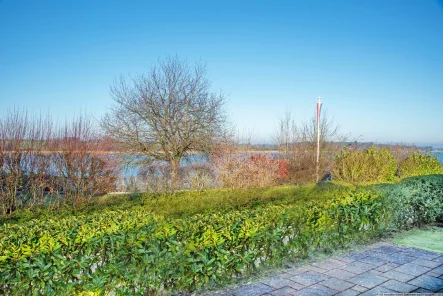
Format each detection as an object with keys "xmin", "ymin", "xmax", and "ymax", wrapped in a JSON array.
[{"xmin": 212, "ymin": 242, "xmax": 443, "ymax": 295}]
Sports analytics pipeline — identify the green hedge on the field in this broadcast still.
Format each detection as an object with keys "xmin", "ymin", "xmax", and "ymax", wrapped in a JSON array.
[
  {"xmin": 333, "ymin": 146, "xmax": 397, "ymax": 183},
  {"xmin": 377, "ymin": 174, "xmax": 443, "ymax": 227},
  {"xmin": 398, "ymin": 153, "xmax": 443, "ymax": 178},
  {"xmin": 1, "ymin": 175, "xmax": 442, "ymax": 294}
]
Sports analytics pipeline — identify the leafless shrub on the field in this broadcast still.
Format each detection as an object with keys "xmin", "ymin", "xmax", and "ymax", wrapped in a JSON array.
[
  {"xmin": 0, "ymin": 110, "xmax": 56, "ymax": 214},
  {"xmin": 211, "ymin": 141, "xmax": 285, "ymax": 189},
  {"xmin": 51, "ymin": 116, "xmax": 119, "ymax": 205},
  {"xmin": 274, "ymin": 111, "xmax": 347, "ymax": 184},
  {"xmin": 0, "ymin": 110, "xmax": 119, "ymax": 214},
  {"xmin": 273, "ymin": 110, "xmax": 298, "ymax": 156},
  {"xmin": 181, "ymin": 163, "xmax": 216, "ymax": 191},
  {"xmin": 137, "ymin": 163, "xmax": 172, "ymax": 193}
]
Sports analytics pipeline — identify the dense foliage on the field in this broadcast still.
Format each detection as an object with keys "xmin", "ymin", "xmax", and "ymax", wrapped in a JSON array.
[
  {"xmin": 398, "ymin": 152, "xmax": 443, "ymax": 178},
  {"xmin": 1, "ymin": 175, "xmax": 442, "ymax": 295},
  {"xmin": 333, "ymin": 146, "xmax": 397, "ymax": 183},
  {"xmin": 378, "ymin": 174, "xmax": 443, "ymax": 227}
]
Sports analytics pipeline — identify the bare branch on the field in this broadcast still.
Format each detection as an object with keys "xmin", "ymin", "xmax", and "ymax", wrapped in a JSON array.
[{"xmin": 102, "ymin": 56, "xmax": 229, "ymax": 190}]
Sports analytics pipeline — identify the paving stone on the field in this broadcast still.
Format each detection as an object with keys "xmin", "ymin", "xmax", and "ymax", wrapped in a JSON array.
[
  {"xmin": 392, "ymin": 262, "xmax": 431, "ymax": 276},
  {"xmin": 333, "ymin": 255, "xmax": 354, "ymax": 264},
  {"xmin": 279, "ymin": 273, "xmax": 293, "ymax": 279},
  {"xmin": 286, "ymin": 282, "xmax": 305, "ymax": 290},
  {"xmin": 408, "ymin": 274, "xmax": 443, "ymax": 292},
  {"xmin": 344, "ymin": 251, "xmax": 370, "ymax": 261},
  {"xmin": 304, "ymin": 265, "xmax": 328, "ymax": 273},
  {"xmin": 335, "ymin": 289, "xmax": 360, "ymax": 296},
  {"xmin": 368, "ymin": 252, "xmax": 392, "ymax": 262},
  {"xmin": 385, "ymin": 252, "xmax": 417, "ymax": 264},
  {"xmin": 285, "ymin": 267, "xmax": 311, "ymax": 276},
  {"xmin": 285, "ymin": 265, "xmax": 325, "ymax": 275},
  {"xmin": 411, "ymin": 258, "xmax": 442, "ymax": 269},
  {"xmin": 347, "ymin": 272, "xmax": 389, "ymax": 289},
  {"xmin": 262, "ymin": 276, "xmax": 299, "ymax": 289},
  {"xmin": 380, "ymin": 279, "xmax": 418, "ymax": 293},
  {"xmin": 359, "ymin": 286, "xmax": 395, "ymax": 296},
  {"xmin": 358, "ymin": 256, "xmax": 388, "ymax": 267},
  {"xmin": 370, "ymin": 251, "xmax": 417, "ymax": 265},
  {"xmin": 403, "ymin": 248, "xmax": 441, "ymax": 260},
  {"xmin": 427, "ymin": 271, "xmax": 443, "ymax": 278},
  {"xmin": 324, "ymin": 268, "xmax": 357, "ymax": 280},
  {"xmin": 232, "ymin": 283, "xmax": 274, "ymax": 296},
  {"xmin": 270, "ymin": 286, "xmax": 297, "ymax": 296},
  {"xmin": 350, "ymin": 285, "xmax": 367, "ymax": 292},
  {"xmin": 412, "ymin": 287, "xmax": 434, "ymax": 293},
  {"xmin": 341, "ymin": 262, "xmax": 375, "ymax": 274},
  {"xmin": 292, "ymin": 284, "xmax": 337, "ymax": 296},
  {"xmin": 311, "ymin": 259, "xmax": 347, "ymax": 271},
  {"xmin": 367, "ymin": 270, "xmax": 383, "ymax": 276},
  {"xmin": 330, "ymin": 258, "xmax": 352, "ymax": 266},
  {"xmin": 375, "ymin": 263, "xmax": 399, "ymax": 272},
  {"xmin": 319, "ymin": 278, "xmax": 355, "ymax": 291},
  {"xmin": 209, "ymin": 242, "xmax": 442, "ymax": 296},
  {"xmin": 382, "ymin": 270, "xmax": 416, "ymax": 282},
  {"xmin": 432, "ymin": 265, "xmax": 443, "ymax": 276},
  {"xmin": 290, "ymin": 271, "xmax": 329, "ymax": 286},
  {"xmin": 371, "ymin": 245, "xmax": 404, "ymax": 254}
]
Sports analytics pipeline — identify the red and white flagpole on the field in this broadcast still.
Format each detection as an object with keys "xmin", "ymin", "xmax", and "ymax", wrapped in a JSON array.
[{"xmin": 316, "ymin": 97, "xmax": 322, "ymax": 182}]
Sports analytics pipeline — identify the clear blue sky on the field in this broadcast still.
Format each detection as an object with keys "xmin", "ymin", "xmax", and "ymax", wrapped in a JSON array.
[{"xmin": 1, "ymin": 0, "xmax": 442, "ymax": 147}]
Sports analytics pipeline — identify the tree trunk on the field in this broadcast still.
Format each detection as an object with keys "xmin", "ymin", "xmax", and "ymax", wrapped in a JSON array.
[{"xmin": 170, "ymin": 157, "xmax": 181, "ymax": 191}]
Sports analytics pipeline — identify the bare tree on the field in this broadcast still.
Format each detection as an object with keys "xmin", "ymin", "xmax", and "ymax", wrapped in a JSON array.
[
  {"xmin": 274, "ymin": 110, "xmax": 347, "ymax": 184},
  {"xmin": 102, "ymin": 56, "xmax": 228, "ymax": 190},
  {"xmin": 273, "ymin": 110, "xmax": 297, "ymax": 155},
  {"xmin": 298, "ymin": 111, "xmax": 345, "ymax": 144}
]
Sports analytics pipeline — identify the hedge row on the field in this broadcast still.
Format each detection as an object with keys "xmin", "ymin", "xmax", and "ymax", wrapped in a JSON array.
[
  {"xmin": 1, "ymin": 175, "xmax": 442, "ymax": 295},
  {"xmin": 333, "ymin": 147, "xmax": 442, "ymax": 183}
]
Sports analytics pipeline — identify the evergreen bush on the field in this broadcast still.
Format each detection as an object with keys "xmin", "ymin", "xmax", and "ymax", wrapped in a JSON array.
[
  {"xmin": 1, "ymin": 175, "xmax": 442, "ymax": 294},
  {"xmin": 333, "ymin": 146, "xmax": 397, "ymax": 183},
  {"xmin": 397, "ymin": 152, "xmax": 443, "ymax": 178}
]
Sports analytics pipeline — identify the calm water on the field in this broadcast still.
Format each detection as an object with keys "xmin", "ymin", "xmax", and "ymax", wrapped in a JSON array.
[
  {"xmin": 431, "ymin": 151, "xmax": 443, "ymax": 164},
  {"xmin": 120, "ymin": 153, "xmax": 210, "ymax": 177}
]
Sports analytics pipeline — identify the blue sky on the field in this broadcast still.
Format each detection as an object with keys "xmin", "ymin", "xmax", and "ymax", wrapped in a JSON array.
[{"xmin": 1, "ymin": 0, "xmax": 442, "ymax": 147}]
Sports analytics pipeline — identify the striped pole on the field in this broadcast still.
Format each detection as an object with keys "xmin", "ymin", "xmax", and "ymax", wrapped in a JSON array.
[{"xmin": 316, "ymin": 97, "xmax": 322, "ymax": 182}]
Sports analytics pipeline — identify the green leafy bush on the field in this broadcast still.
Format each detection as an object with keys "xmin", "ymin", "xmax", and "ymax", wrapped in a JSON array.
[
  {"xmin": 0, "ymin": 188, "xmax": 384, "ymax": 294},
  {"xmin": 1, "ymin": 176, "xmax": 442, "ymax": 294},
  {"xmin": 398, "ymin": 153, "xmax": 443, "ymax": 178},
  {"xmin": 379, "ymin": 175, "xmax": 443, "ymax": 227},
  {"xmin": 333, "ymin": 146, "xmax": 397, "ymax": 183}
]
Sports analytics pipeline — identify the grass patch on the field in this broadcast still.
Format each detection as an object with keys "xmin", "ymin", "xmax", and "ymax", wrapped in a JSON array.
[{"xmin": 392, "ymin": 226, "xmax": 443, "ymax": 253}]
